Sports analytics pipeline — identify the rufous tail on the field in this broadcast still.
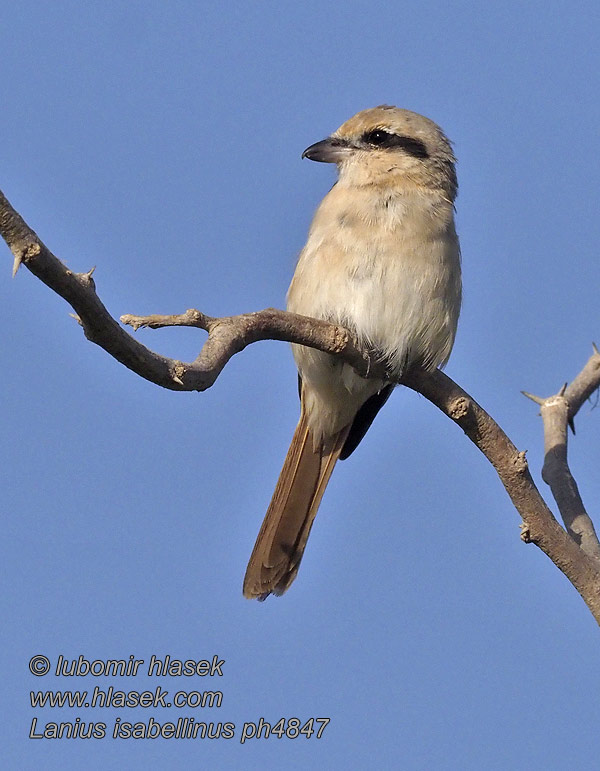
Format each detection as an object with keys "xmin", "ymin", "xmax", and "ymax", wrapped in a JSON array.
[{"xmin": 243, "ymin": 408, "xmax": 349, "ymax": 600}]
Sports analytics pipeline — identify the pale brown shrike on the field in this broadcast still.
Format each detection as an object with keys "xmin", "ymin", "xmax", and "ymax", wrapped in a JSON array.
[{"xmin": 243, "ymin": 105, "xmax": 462, "ymax": 600}]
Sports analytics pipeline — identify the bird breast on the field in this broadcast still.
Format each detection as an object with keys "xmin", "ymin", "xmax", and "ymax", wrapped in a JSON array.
[{"xmin": 287, "ymin": 181, "xmax": 462, "ymax": 377}]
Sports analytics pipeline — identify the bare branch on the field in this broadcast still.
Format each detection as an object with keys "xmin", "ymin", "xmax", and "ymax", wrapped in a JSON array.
[
  {"xmin": 565, "ymin": 347, "xmax": 600, "ymax": 419},
  {"xmin": 121, "ymin": 309, "xmax": 216, "ymax": 332},
  {"xmin": 523, "ymin": 350, "xmax": 600, "ymax": 564},
  {"xmin": 121, "ymin": 307, "xmax": 387, "ymax": 389},
  {"xmin": 3, "ymin": 186, "xmax": 600, "ymax": 623},
  {"xmin": 406, "ymin": 369, "xmax": 600, "ymax": 622},
  {"xmin": 0, "ymin": 188, "xmax": 193, "ymax": 390},
  {"xmin": 540, "ymin": 395, "xmax": 600, "ymax": 560}
]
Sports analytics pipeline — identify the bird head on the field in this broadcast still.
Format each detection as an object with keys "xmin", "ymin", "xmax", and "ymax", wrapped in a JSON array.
[{"xmin": 302, "ymin": 105, "xmax": 457, "ymax": 199}]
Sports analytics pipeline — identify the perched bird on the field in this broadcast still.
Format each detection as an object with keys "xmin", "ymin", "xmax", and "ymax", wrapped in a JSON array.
[{"xmin": 243, "ymin": 105, "xmax": 462, "ymax": 600}]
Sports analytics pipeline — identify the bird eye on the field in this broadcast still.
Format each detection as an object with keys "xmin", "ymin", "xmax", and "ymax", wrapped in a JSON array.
[
  {"xmin": 361, "ymin": 130, "xmax": 429, "ymax": 159},
  {"xmin": 363, "ymin": 129, "xmax": 394, "ymax": 146}
]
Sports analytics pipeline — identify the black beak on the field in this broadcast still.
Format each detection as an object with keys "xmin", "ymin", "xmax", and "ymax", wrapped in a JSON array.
[{"xmin": 301, "ymin": 136, "xmax": 354, "ymax": 163}]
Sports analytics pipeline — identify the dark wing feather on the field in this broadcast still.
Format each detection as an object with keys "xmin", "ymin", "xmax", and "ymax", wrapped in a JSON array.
[{"xmin": 340, "ymin": 383, "xmax": 394, "ymax": 460}]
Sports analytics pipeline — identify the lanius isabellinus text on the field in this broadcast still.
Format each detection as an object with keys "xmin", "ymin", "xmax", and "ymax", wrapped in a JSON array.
[{"xmin": 244, "ymin": 106, "xmax": 461, "ymax": 599}]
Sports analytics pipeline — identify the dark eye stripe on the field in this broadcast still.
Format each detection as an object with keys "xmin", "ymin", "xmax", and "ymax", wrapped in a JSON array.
[{"xmin": 361, "ymin": 129, "xmax": 429, "ymax": 159}]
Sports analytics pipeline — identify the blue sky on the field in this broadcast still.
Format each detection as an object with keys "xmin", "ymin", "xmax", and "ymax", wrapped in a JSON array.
[{"xmin": 2, "ymin": 1, "xmax": 600, "ymax": 768}]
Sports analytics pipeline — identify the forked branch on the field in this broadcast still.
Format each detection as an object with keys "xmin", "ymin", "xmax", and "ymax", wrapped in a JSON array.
[{"xmin": 523, "ymin": 349, "xmax": 600, "ymax": 561}]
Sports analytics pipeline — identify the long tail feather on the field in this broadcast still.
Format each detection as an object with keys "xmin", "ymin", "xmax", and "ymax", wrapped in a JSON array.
[{"xmin": 243, "ymin": 410, "xmax": 349, "ymax": 600}]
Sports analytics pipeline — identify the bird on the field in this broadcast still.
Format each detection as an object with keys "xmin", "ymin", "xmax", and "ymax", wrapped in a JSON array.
[{"xmin": 243, "ymin": 105, "xmax": 462, "ymax": 600}]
